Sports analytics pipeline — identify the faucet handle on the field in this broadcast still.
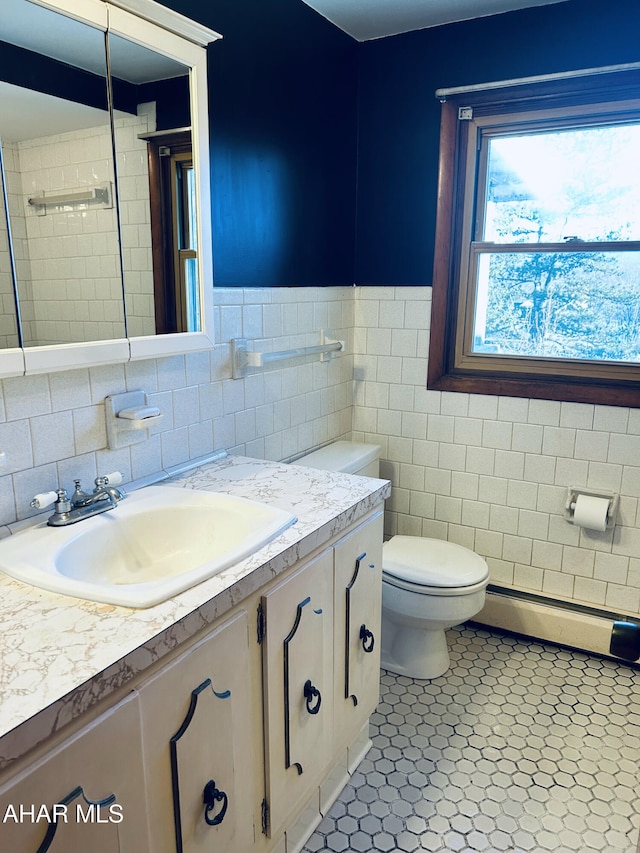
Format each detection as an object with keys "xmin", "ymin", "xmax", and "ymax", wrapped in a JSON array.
[
  {"xmin": 30, "ymin": 490, "xmax": 58, "ymax": 510},
  {"xmin": 94, "ymin": 471, "xmax": 123, "ymax": 490},
  {"xmin": 30, "ymin": 488, "xmax": 71, "ymax": 513}
]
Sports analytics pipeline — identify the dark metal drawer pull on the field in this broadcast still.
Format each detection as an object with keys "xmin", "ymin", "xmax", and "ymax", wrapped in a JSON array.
[
  {"xmin": 303, "ymin": 679, "xmax": 321, "ymax": 714},
  {"xmin": 203, "ymin": 779, "xmax": 228, "ymax": 826},
  {"xmin": 360, "ymin": 624, "xmax": 375, "ymax": 653}
]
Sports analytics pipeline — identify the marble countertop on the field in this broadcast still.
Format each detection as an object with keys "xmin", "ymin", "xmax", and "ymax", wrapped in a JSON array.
[{"xmin": 0, "ymin": 453, "xmax": 390, "ymax": 769}]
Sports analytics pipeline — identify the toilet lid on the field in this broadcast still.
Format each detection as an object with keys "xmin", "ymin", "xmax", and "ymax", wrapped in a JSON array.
[{"xmin": 383, "ymin": 536, "xmax": 489, "ymax": 588}]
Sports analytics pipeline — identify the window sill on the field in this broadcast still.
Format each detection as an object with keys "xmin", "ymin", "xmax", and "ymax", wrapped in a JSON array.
[{"xmin": 427, "ymin": 363, "xmax": 640, "ymax": 407}]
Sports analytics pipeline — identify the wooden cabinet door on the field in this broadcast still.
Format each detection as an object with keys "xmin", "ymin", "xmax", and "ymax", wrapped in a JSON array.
[
  {"xmin": 333, "ymin": 511, "xmax": 383, "ymax": 749},
  {"xmin": 138, "ymin": 611, "xmax": 256, "ymax": 853},
  {"xmin": 0, "ymin": 692, "xmax": 149, "ymax": 853},
  {"xmin": 261, "ymin": 550, "xmax": 334, "ymax": 838}
]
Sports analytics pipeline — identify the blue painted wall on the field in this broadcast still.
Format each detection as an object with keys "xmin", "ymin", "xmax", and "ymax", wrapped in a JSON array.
[
  {"xmin": 355, "ymin": 0, "xmax": 640, "ymax": 285},
  {"xmin": 159, "ymin": 0, "xmax": 640, "ymax": 288},
  {"xmin": 168, "ymin": 0, "xmax": 358, "ymax": 287}
]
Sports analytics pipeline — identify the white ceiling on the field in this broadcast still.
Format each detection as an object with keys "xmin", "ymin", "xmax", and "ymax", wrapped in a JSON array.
[
  {"xmin": 300, "ymin": 0, "xmax": 569, "ymax": 41},
  {"xmin": 0, "ymin": 83, "xmax": 111, "ymax": 143}
]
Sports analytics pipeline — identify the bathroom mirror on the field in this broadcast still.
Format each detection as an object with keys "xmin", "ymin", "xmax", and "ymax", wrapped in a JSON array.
[
  {"xmin": 0, "ymin": 0, "xmax": 219, "ymax": 375},
  {"xmin": 0, "ymin": 0, "xmax": 126, "ymax": 352}
]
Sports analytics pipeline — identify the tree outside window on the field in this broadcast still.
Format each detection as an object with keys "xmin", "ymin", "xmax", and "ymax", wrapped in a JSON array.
[{"xmin": 428, "ymin": 70, "xmax": 640, "ymax": 406}]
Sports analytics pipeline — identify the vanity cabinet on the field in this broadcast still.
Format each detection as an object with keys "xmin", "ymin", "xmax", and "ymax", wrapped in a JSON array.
[
  {"xmin": 0, "ymin": 692, "xmax": 149, "ymax": 853},
  {"xmin": 0, "ymin": 504, "xmax": 385, "ymax": 853},
  {"xmin": 260, "ymin": 509, "xmax": 384, "ymax": 845},
  {"xmin": 137, "ymin": 610, "xmax": 256, "ymax": 853}
]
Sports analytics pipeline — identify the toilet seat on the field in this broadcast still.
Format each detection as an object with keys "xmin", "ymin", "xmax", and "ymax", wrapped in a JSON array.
[
  {"xmin": 383, "ymin": 536, "xmax": 489, "ymax": 592},
  {"xmin": 382, "ymin": 572, "xmax": 489, "ymax": 596}
]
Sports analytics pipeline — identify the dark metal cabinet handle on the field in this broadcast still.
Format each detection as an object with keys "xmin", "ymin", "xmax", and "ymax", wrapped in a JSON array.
[
  {"xmin": 360, "ymin": 624, "xmax": 375, "ymax": 653},
  {"xmin": 303, "ymin": 679, "xmax": 322, "ymax": 714},
  {"xmin": 203, "ymin": 779, "xmax": 228, "ymax": 826}
]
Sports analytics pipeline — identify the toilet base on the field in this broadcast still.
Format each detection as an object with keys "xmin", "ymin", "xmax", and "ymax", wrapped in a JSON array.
[{"xmin": 380, "ymin": 623, "xmax": 451, "ymax": 680}]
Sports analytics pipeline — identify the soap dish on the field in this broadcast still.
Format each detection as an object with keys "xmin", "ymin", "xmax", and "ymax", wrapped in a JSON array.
[{"xmin": 105, "ymin": 391, "xmax": 163, "ymax": 449}]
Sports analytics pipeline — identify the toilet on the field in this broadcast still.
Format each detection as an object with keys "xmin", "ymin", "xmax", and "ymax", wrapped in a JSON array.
[{"xmin": 294, "ymin": 441, "xmax": 489, "ymax": 680}]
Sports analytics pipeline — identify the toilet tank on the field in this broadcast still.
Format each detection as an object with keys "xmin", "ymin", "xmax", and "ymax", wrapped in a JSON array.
[{"xmin": 294, "ymin": 441, "xmax": 381, "ymax": 477}]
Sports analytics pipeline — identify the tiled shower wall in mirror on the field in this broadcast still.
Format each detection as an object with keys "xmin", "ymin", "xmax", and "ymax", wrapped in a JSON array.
[{"xmin": 3, "ymin": 107, "xmax": 156, "ymax": 346}]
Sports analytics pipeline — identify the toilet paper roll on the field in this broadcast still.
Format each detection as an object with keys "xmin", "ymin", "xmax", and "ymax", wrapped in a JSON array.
[{"xmin": 572, "ymin": 494, "xmax": 609, "ymax": 531}]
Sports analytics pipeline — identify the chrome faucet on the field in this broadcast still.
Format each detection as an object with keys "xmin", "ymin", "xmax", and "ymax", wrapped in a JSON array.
[{"xmin": 31, "ymin": 473, "xmax": 127, "ymax": 527}]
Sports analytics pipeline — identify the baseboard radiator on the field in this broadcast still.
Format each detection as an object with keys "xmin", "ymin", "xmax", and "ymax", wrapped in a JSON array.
[{"xmin": 472, "ymin": 585, "xmax": 640, "ymax": 664}]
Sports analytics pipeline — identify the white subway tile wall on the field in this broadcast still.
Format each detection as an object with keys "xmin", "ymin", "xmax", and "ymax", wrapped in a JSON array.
[
  {"xmin": 0, "ymin": 286, "xmax": 353, "ymax": 527},
  {"xmin": 114, "ymin": 103, "xmax": 156, "ymax": 338},
  {"xmin": 352, "ymin": 286, "xmax": 640, "ymax": 619},
  {"xmin": 0, "ymin": 284, "xmax": 639, "ymax": 619}
]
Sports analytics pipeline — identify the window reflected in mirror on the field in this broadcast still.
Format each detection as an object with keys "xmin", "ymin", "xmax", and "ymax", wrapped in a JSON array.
[
  {"xmin": 108, "ymin": 33, "xmax": 198, "ymax": 335},
  {"xmin": 143, "ymin": 131, "xmax": 199, "ymax": 333}
]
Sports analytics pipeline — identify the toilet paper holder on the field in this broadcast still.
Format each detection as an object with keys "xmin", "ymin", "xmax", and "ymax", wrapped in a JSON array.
[{"xmin": 564, "ymin": 487, "xmax": 619, "ymax": 530}]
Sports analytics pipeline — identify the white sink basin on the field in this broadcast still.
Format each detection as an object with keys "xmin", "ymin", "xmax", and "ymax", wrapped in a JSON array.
[{"xmin": 0, "ymin": 485, "xmax": 296, "ymax": 608}]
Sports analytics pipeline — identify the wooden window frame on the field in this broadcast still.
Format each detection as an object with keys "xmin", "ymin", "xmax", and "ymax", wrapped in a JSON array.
[{"xmin": 428, "ymin": 69, "xmax": 640, "ymax": 407}]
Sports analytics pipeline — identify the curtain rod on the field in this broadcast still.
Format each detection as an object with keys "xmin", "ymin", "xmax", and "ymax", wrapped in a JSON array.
[{"xmin": 435, "ymin": 61, "xmax": 640, "ymax": 101}]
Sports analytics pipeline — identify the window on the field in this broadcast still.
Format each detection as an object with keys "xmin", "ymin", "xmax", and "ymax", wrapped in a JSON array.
[{"xmin": 428, "ymin": 69, "xmax": 640, "ymax": 406}]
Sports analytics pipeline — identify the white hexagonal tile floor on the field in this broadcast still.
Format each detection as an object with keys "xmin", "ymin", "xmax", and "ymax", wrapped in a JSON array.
[{"xmin": 302, "ymin": 625, "xmax": 640, "ymax": 853}]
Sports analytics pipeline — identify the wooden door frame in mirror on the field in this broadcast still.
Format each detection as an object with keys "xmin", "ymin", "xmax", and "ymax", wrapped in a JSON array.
[{"xmin": 144, "ymin": 130, "xmax": 194, "ymax": 335}]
